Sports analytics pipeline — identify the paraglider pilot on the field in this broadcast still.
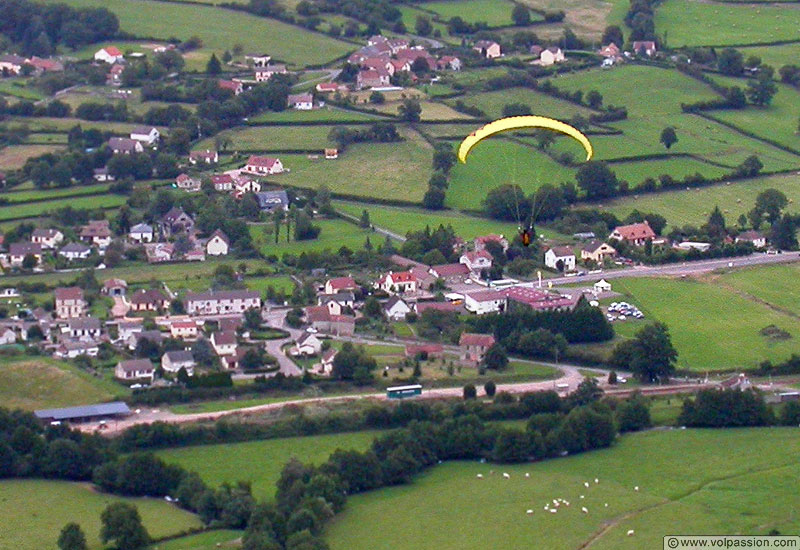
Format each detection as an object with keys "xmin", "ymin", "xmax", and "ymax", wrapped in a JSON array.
[{"xmin": 519, "ymin": 225, "xmax": 532, "ymax": 247}]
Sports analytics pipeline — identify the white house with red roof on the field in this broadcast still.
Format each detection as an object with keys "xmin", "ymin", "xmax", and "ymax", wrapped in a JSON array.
[
  {"xmin": 243, "ymin": 156, "xmax": 284, "ymax": 175},
  {"xmin": 544, "ymin": 246, "xmax": 576, "ymax": 272},
  {"xmin": 377, "ymin": 271, "xmax": 417, "ymax": 295},
  {"xmin": 609, "ymin": 221, "xmax": 656, "ymax": 246},
  {"xmin": 211, "ymin": 173, "xmax": 234, "ymax": 191},
  {"xmin": 233, "ymin": 175, "xmax": 261, "ymax": 197},
  {"xmin": 218, "ymin": 79, "xmax": 244, "ymax": 95},
  {"xmin": 632, "ymin": 41, "xmax": 657, "ymax": 57},
  {"xmin": 255, "ymin": 63, "xmax": 287, "ymax": 82},
  {"xmin": 474, "ymin": 234, "xmax": 508, "ymax": 252},
  {"xmin": 356, "ymin": 68, "xmax": 390, "ymax": 90},
  {"xmin": 189, "ymin": 150, "xmax": 218, "ymax": 165},
  {"xmin": 170, "ymin": 319, "xmax": 199, "ymax": 340},
  {"xmin": 94, "ymin": 46, "xmax": 124, "ymax": 64},
  {"xmin": 287, "ymin": 93, "xmax": 313, "ymax": 110},
  {"xmin": 473, "ymin": 40, "xmax": 501, "ymax": 59},
  {"xmin": 205, "ymin": 229, "xmax": 230, "ymax": 256},
  {"xmin": 464, "ymin": 289, "xmax": 506, "ymax": 315},
  {"xmin": 459, "ymin": 332, "xmax": 496, "ymax": 363},
  {"xmin": 437, "ymin": 56, "xmax": 462, "ymax": 71},
  {"xmin": 175, "ymin": 173, "xmax": 201, "ymax": 192},
  {"xmin": 325, "ymin": 277, "xmax": 357, "ymax": 295},
  {"xmin": 460, "ymin": 250, "xmax": 493, "ymax": 272},
  {"xmin": 316, "ymin": 82, "xmax": 346, "ymax": 93}
]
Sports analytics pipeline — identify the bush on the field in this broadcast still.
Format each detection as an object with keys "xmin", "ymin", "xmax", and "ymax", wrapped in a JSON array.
[
  {"xmin": 678, "ymin": 389, "xmax": 774, "ymax": 427},
  {"xmin": 779, "ymin": 401, "xmax": 800, "ymax": 426},
  {"xmin": 484, "ymin": 380, "xmax": 496, "ymax": 397},
  {"xmin": 463, "ymin": 384, "xmax": 477, "ymax": 400},
  {"xmin": 616, "ymin": 395, "xmax": 651, "ymax": 432}
]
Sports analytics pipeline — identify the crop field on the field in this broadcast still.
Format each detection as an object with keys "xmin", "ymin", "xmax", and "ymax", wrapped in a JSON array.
[
  {"xmin": 279, "ymin": 128, "xmax": 433, "ymax": 202},
  {"xmin": 250, "ymin": 218, "xmax": 376, "ymax": 256},
  {"xmin": 517, "ymin": 0, "xmax": 624, "ymax": 40},
  {"xmin": 0, "ymin": 479, "xmax": 202, "ymax": 550},
  {"xmin": 0, "ymin": 193, "xmax": 126, "ymax": 222},
  {"xmin": 424, "ymin": 0, "xmax": 528, "ymax": 27},
  {"xmin": 156, "ymin": 431, "xmax": 383, "ymax": 499},
  {"xmin": 197, "ymin": 125, "xmax": 337, "ymax": 151},
  {"xmin": 451, "ymin": 87, "xmax": 595, "ymax": 120},
  {"xmin": 655, "ymin": 0, "xmax": 800, "ymax": 47},
  {"xmin": 612, "ymin": 275, "xmax": 800, "ymax": 371},
  {"xmin": 0, "ymin": 145, "xmax": 65, "ymax": 170},
  {"xmin": 594, "ymin": 173, "xmax": 800, "ymax": 228},
  {"xmin": 43, "ymin": 0, "xmax": 355, "ymax": 68},
  {"xmin": 325, "ymin": 428, "xmax": 800, "ymax": 550},
  {"xmin": 0, "ymin": 357, "xmax": 127, "ymax": 410},
  {"xmin": 447, "ymin": 139, "xmax": 576, "ymax": 210}
]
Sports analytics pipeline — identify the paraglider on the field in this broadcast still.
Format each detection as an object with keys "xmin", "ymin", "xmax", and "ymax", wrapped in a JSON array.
[{"xmin": 458, "ymin": 116, "xmax": 594, "ymax": 247}]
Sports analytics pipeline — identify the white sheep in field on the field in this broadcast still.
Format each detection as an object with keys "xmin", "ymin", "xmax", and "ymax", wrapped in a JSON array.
[
  {"xmin": 564, "ymin": 501, "xmax": 570, "ymax": 507},
  {"xmin": 580, "ymin": 495, "xmax": 585, "ymax": 499},
  {"xmin": 581, "ymin": 507, "xmax": 589, "ymax": 514},
  {"xmin": 604, "ymin": 503, "xmax": 608, "ymax": 508},
  {"xmin": 584, "ymin": 481, "xmax": 590, "ymax": 488},
  {"xmin": 594, "ymin": 478, "xmax": 599, "ymax": 484},
  {"xmin": 549, "ymin": 508, "xmax": 558, "ymax": 514},
  {"xmin": 476, "ymin": 474, "xmax": 483, "ymax": 479},
  {"xmin": 525, "ymin": 473, "xmax": 530, "ymax": 478},
  {"xmin": 634, "ymin": 486, "xmax": 640, "ymax": 492},
  {"xmin": 526, "ymin": 509, "xmax": 534, "ymax": 515},
  {"xmin": 503, "ymin": 472, "xmax": 510, "ymax": 479},
  {"xmin": 627, "ymin": 530, "xmax": 635, "ymax": 537}
]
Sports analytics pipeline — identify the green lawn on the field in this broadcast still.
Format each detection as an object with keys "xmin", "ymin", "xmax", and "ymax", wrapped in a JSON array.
[
  {"xmin": 592, "ymin": 173, "xmax": 800, "ymax": 229},
  {"xmin": 45, "ymin": 0, "xmax": 355, "ymax": 68},
  {"xmin": 718, "ymin": 263, "xmax": 800, "ymax": 317},
  {"xmin": 0, "ymin": 183, "xmax": 113, "ymax": 203},
  {"xmin": 613, "ymin": 276, "xmax": 800, "ymax": 371},
  {"xmin": 325, "ymin": 428, "xmax": 800, "ymax": 550},
  {"xmin": 156, "ymin": 431, "xmax": 383, "ymax": 499},
  {"xmin": 610, "ymin": 157, "xmax": 730, "ymax": 186},
  {"xmin": 149, "ymin": 530, "xmax": 243, "ymax": 550},
  {"xmin": 0, "ymin": 78, "xmax": 45, "ymax": 100},
  {"xmin": 450, "ymin": 87, "xmax": 595, "ymax": 120},
  {"xmin": 0, "ymin": 479, "xmax": 202, "ymax": 550},
  {"xmin": 0, "ymin": 193, "xmax": 126, "ymax": 221},
  {"xmin": 655, "ymin": 0, "xmax": 800, "ymax": 47},
  {"xmin": 250, "ymin": 218, "xmax": 376, "ymax": 256},
  {"xmin": 424, "ymin": 0, "xmax": 526, "ymax": 27},
  {"xmin": 0, "ymin": 357, "xmax": 128, "ymax": 411},
  {"xmin": 248, "ymin": 107, "xmax": 386, "ymax": 123},
  {"xmin": 0, "ymin": 145, "xmax": 66, "ymax": 171},
  {"xmin": 279, "ymin": 127, "xmax": 433, "ymax": 202},
  {"xmin": 737, "ymin": 44, "xmax": 800, "ymax": 70},
  {"xmin": 198, "ymin": 125, "xmax": 338, "ymax": 151}
]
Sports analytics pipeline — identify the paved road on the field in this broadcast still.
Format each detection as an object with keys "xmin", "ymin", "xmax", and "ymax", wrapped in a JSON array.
[{"xmin": 258, "ymin": 307, "xmax": 303, "ymax": 377}]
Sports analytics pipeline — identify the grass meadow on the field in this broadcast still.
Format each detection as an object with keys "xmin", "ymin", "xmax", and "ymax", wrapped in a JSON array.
[
  {"xmin": 249, "ymin": 218, "xmax": 376, "ymax": 256},
  {"xmin": 325, "ymin": 428, "xmax": 800, "ymax": 550},
  {"xmin": 0, "ymin": 193, "xmax": 127, "ymax": 222},
  {"xmin": 0, "ymin": 145, "xmax": 65, "ymax": 170},
  {"xmin": 148, "ymin": 530, "xmax": 244, "ymax": 550},
  {"xmin": 451, "ymin": 87, "xmax": 596, "ymax": 120},
  {"xmin": 0, "ymin": 479, "xmax": 202, "ymax": 550},
  {"xmin": 718, "ymin": 263, "xmax": 800, "ymax": 317},
  {"xmin": 248, "ymin": 107, "xmax": 385, "ymax": 123},
  {"xmin": 198, "ymin": 125, "xmax": 338, "ymax": 151},
  {"xmin": 156, "ymin": 431, "xmax": 383, "ymax": 499},
  {"xmin": 424, "ymin": 0, "xmax": 523, "ymax": 27}
]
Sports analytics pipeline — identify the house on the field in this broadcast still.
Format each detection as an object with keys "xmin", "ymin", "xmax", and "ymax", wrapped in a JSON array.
[
  {"xmin": 94, "ymin": 46, "xmax": 124, "ymax": 64},
  {"xmin": 232, "ymin": 176, "xmax": 261, "ymax": 198},
  {"xmin": 464, "ymin": 289, "xmax": 506, "ymax": 315},
  {"xmin": 539, "ymin": 46, "xmax": 565, "ymax": 66},
  {"xmin": 0, "ymin": 327, "xmax": 16, "ymax": 345},
  {"xmin": 254, "ymin": 63, "xmax": 287, "ymax": 81},
  {"xmin": 108, "ymin": 137, "xmax": 143, "ymax": 155},
  {"xmin": 0, "ymin": 54, "xmax": 26, "ymax": 75},
  {"xmin": 318, "ymin": 348, "xmax": 337, "ymax": 375},
  {"xmin": 161, "ymin": 350, "xmax": 195, "ymax": 375},
  {"xmin": 129, "ymin": 223, "xmax": 154, "ymax": 243},
  {"xmin": 159, "ymin": 207, "xmax": 194, "ymax": 237},
  {"xmin": 114, "ymin": 320, "xmax": 141, "ymax": 343},
  {"xmin": 544, "ymin": 246, "xmax": 576, "ymax": 272},
  {"xmin": 189, "ymin": 150, "xmax": 218, "ymax": 165},
  {"xmin": 316, "ymin": 82, "xmax": 346, "ymax": 93},
  {"xmin": 474, "ymin": 234, "xmax": 508, "ymax": 252},
  {"xmin": 127, "ymin": 330, "xmax": 162, "ymax": 351},
  {"xmin": 505, "ymin": 287, "xmax": 579, "ymax": 312},
  {"xmin": 292, "ymin": 332, "xmax": 322, "ymax": 356},
  {"xmin": 460, "ymin": 250, "xmax": 493, "ymax": 273},
  {"xmin": 255, "ymin": 190, "xmax": 290, "ymax": 212},
  {"xmin": 211, "ymin": 174, "xmax": 234, "ymax": 192},
  {"xmin": 593, "ymin": 279, "xmax": 612, "ymax": 293},
  {"xmin": 206, "ymin": 229, "xmax": 230, "ymax": 256},
  {"xmin": 632, "ymin": 41, "xmax": 657, "ymax": 57},
  {"xmin": 80, "ymin": 220, "xmax": 112, "ymax": 249},
  {"xmin": 93, "ymin": 167, "xmax": 114, "ymax": 182},
  {"xmin": 581, "ymin": 240, "xmax": 617, "ymax": 264},
  {"xmin": 66, "ymin": 317, "xmax": 102, "ymax": 340},
  {"xmin": 170, "ymin": 319, "xmax": 199, "ymax": 340},
  {"xmin": 325, "ymin": 277, "xmax": 357, "ymax": 295},
  {"xmin": 246, "ymin": 53, "xmax": 271, "ymax": 67},
  {"xmin": 304, "ymin": 306, "xmax": 355, "ymax": 336},
  {"xmin": 144, "ymin": 243, "xmax": 174, "ymax": 263},
  {"xmin": 377, "ymin": 271, "xmax": 418, "ymax": 295},
  {"xmin": 287, "ymin": 93, "xmax": 313, "ymax": 110},
  {"xmin": 129, "ymin": 289, "xmax": 169, "ymax": 312},
  {"xmin": 107, "ymin": 63, "xmax": 125, "ymax": 85},
  {"xmin": 473, "ymin": 40, "xmax": 501, "ymax": 59},
  {"xmin": 102, "ymin": 279, "xmax": 127, "ymax": 296},
  {"xmin": 55, "ymin": 287, "xmax": 86, "ymax": 318},
  {"xmin": 211, "ymin": 331, "xmax": 238, "ymax": 356},
  {"xmin": 243, "ymin": 156, "xmax": 284, "ymax": 176},
  {"xmin": 319, "ymin": 291, "xmax": 355, "ymax": 315},
  {"xmin": 384, "ymin": 296, "xmax": 411, "ymax": 321},
  {"xmin": 411, "ymin": 266, "xmax": 437, "ymax": 291},
  {"xmin": 416, "ymin": 301, "xmax": 462, "ymax": 315},
  {"xmin": 218, "ymin": 79, "xmax": 243, "ymax": 95},
  {"xmin": 609, "ymin": 221, "xmax": 656, "ymax": 246},
  {"xmin": 677, "ymin": 241, "xmax": 711, "ymax": 252},
  {"xmin": 185, "ymin": 290, "xmax": 261, "ymax": 315},
  {"xmin": 115, "ymin": 359, "xmax": 155, "ymax": 382},
  {"xmin": 356, "ymin": 68, "xmax": 390, "ymax": 90},
  {"xmin": 429, "ymin": 263, "xmax": 470, "ymax": 283},
  {"xmin": 389, "ymin": 59, "xmax": 410, "ymax": 74},
  {"xmin": 459, "ymin": 332, "xmax": 496, "ymax": 363},
  {"xmin": 736, "ymin": 230, "xmax": 767, "ymax": 248},
  {"xmin": 31, "ymin": 228, "xmax": 64, "ymax": 249},
  {"xmin": 8, "ymin": 242, "xmax": 41, "ymax": 267},
  {"xmin": 26, "ymin": 56, "xmax": 63, "ymax": 74},
  {"xmin": 405, "ymin": 343, "xmax": 443, "ymax": 358},
  {"xmin": 598, "ymin": 43, "xmax": 621, "ymax": 59},
  {"xmin": 362, "ymin": 56, "xmax": 394, "ymax": 75},
  {"xmin": 54, "ymin": 340, "xmax": 99, "ymax": 359},
  {"xmin": 59, "ymin": 242, "xmax": 92, "ymax": 261},
  {"xmin": 175, "ymin": 173, "xmax": 201, "ymax": 192},
  {"xmin": 184, "ymin": 248, "xmax": 205, "ymax": 262},
  {"xmin": 437, "ymin": 56, "xmax": 462, "ymax": 71},
  {"xmin": 130, "ymin": 126, "xmax": 160, "ymax": 146},
  {"xmin": 324, "ymin": 148, "xmax": 338, "ymax": 160}
]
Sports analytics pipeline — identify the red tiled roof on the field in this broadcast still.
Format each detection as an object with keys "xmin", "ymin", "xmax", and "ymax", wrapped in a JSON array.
[
  {"xmin": 104, "ymin": 46, "xmax": 122, "ymax": 56},
  {"xmin": 327, "ymin": 276, "xmax": 356, "ymax": 291},
  {"xmin": 416, "ymin": 301, "xmax": 461, "ymax": 313},
  {"xmin": 612, "ymin": 221, "xmax": 656, "ymax": 241},
  {"xmin": 55, "ymin": 287, "xmax": 83, "ymax": 301},
  {"xmin": 430, "ymin": 263, "xmax": 469, "ymax": 278},
  {"xmin": 246, "ymin": 155, "xmax": 280, "ymax": 168},
  {"xmin": 459, "ymin": 332, "xmax": 496, "ymax": 347},
  {"xmin": 406, "ymin": 343, "xmax": 443, "ymax": 356}
]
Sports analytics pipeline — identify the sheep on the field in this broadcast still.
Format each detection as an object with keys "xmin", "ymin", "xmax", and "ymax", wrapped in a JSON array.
[
  {"xmin": 604, "ymin": 503, "xmax": 608, "ymax": 508},
  {"xmin": 581, "ymin": 507, "xmax": 589, "ymax": 514},
  {"xmin": 549, "ymin": 508, "xmax": 558, "ymax": 514},
  {"xmin": 580, "ymin": 495, "xmax": 585, "ymax": 499},
  {"xmin": 584, "ymin": 481, "xmax": 590, "ymax": 488},
  {"xmin": 634, "ymin": 486, "xmax": 639, "ymax": 492},
  {"xmin": 525, "ymin": 473, "xmax": 530, "ymax": 478},
  {"xmin": 503, "ymin": 472, "xmax": 510, "ymax": 479},
  {"xmin": 476, "ymin": 474, "xmax": 483, "ymax": 479},
  {"xmin": 564, "ymin": 501, "xmax": 570, "ymax": 507},
  {"xmin": 526, "ymin": 509, "xmax": 534, "ymax": 515},
  {"xmin": 594, "ymin": 478, "xmax": 599, "ymax": 484},
  {"xmin": 627, "ymin": 530, "xmax": 635, "ymax": 537}
]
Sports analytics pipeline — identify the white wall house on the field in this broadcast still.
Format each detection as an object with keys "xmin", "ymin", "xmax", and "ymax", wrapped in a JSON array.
[{"xmin": 544, "ymin": 246, "xmax": 576, "ymax": 272}]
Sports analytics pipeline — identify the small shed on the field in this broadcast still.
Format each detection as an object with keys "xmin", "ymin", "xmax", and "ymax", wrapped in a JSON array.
[{"xmin": 593, "ymin": 279, "xmax": 612, "ymax": 293}]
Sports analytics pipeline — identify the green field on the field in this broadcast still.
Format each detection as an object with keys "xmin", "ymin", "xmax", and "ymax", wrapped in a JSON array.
[
  {"xmin": 424, "ymin": 0, "xmax": 525, "ymax": 27},
  {"xmin": 44, "ymin": 0, "xmax": 355, "ymax": 68},
  {"xmin": 609, "ymin": 157, "xmax": 730, "ymax": 186},
  {"xmin": 594, "ymin": 173, "xmax": 800, "ymax": 228},
  {"xmin": 0, "ymin": 78, "xmax": 45, "ymax": 100},
  {"xmin": 0, "ymin": 183, "xmax": 112, "ymax": 203},
  {"xmin": 655, "ymin": 0, "xmax": 800, "ymax": 47},
  {"xmin": 719, "ymin": 263, "xmax": 800, "ymax": 317},
  {"xmin": 248, "ymin": 107, "xmax": 386, "ymax": 123},
  {"xmin": 0, "ymin": 193, "xmax": 126, "ymax": 221},
  {"xmin": 326, "ymin": 428, "xmax": 800, "ymax": 550},
  {"xmin": 149, "ymin": 530, "xmax": 243, "ymax": 550},
  {"xmin": 737, "ymin": 44, "xmax": 800, "ymax": 70},
  {"xmin": 451, "ymin": 87, "xmax": 595, "ymax": 120},
  {"xmin": 0, "ymin": 145, "xmax": 65, "ymax": 171},
  {"xmin": 0, "ymin": 479, "xmax": 202, "ymax": 550},
  {"xmin": 279, "ymin": 128, "xmax": 433, "ymax": 202},
  {"xmin": 250, "ymin": 218, "xmax": 376, "ymax": 256},
  {"xmin": 0, "ymin": 357, "xmax": 127, "ymax": 410},
  {"xmin": 613, "ymin": 275, "xmax": 800, "ymax": 371},
  {"xmin": 198, "ymin": 125, "xmax": 337, "ymax": 151},
  {"xmin": 156, "ymin": 431, "xmax": 383, "ymax": 499}
]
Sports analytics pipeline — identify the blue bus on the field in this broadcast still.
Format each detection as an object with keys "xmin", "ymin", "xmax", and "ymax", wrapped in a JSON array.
[{"xmin": 386, "ymin": 384, "xmax": 422, "ymax": 399}]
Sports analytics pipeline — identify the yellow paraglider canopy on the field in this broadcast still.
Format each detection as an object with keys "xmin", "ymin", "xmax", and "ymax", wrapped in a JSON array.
[{"xmin": 458, "ymin": 115, "xmax": 593, "ymax": 163}]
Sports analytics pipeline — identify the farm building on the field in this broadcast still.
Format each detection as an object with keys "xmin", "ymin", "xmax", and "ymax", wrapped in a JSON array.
[{"xmin": 34, "ymin": 402, "xmax": 131, "ymax": 424}]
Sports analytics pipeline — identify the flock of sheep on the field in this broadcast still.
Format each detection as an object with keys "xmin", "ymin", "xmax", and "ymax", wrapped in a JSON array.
[{"xmin": 475, "ymin": 471, "xmax": 638, "ymax": 537}]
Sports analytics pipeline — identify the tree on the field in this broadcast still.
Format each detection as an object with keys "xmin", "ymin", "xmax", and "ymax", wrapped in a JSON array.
[
  {"xmin": 369, "ymin": 91, "xmax": 385, "ymax": 104},
  {"xmin": 422, "ymin": 187, "xmax": 445, "ymax": 210},
  {"xmin": 363, "ymin": 297, "xmax": 382, "ymax": 318},
  {"xmin": 294, "ymin": 212, "xmax": 321, "ymax": 241},
  {"xmin": 359, "ymin": 209, "xmax": 371, "ymax": 228},
  {"xmin": 750, "ymin": 188, "xmax": 789, "ymax": 227},
  {"xmin": 601, "ymin": 25, "xmax": 623, "ymax": 47},
  {"xmin": 21, "ymin": 253, "xmax": 38, "ymax": 270},
  {"xmin": 483, "ymin": 343, "xmax": 508, "ymax": 370},
  {"xmin": 415, "ymin": 15, "xmax": 432, "ymax": 36},
  {"xmin": 272, "ymin": 209, "xmax": 284, "ymax": 244},
  {"xmin": 586, "ymin": 90, "xmax": 603, "ymax": 109},
  {"xmin": 100, "ymin": 503, "xmax": 149, "ymax": 550},
  {"xmin": 206, "ymin": 53, "xmax": 222, "ymax": 75},
  {"xmin": 58, "ymin": 523, "xmax": 87, "ymax": 550},
  {"xmin": 512, "ymin": 4, "xmax": 531, "ymax": 25},
  {"xmin": 659, "ymin": 126, "xmax": 678, "ymax": 149},
  {"xmin": 463, "ymin": 383, "xmax": 477, "ymax": 399},
  {"xmin": 484, "ymin": 380, "xmax": 496, "ymax": 397},
  {"xmin": 746, "ymin": 76, "xmax": 777, "ymax": 106},
  {"xmin": 625, "ymin": 322, "xmax": 678, "ymax": 382},
  {"xmin": 769, "ymin": 214, "xmax": 798, "ymax": 250},
  {"xmin": 398, "ymin": 99, "xmax": 421, "ymax": 122},
  {"xmin": 576, "ymin": 161, "xmax": 619, "ymax": 199},
  {"xmin": 617, "ymin": 393, "xmax": 651, "ymax": 432},
  {"xmin": 737, "ymin": 155, "xmax": 763, "ymax": 178},
  {"xmin": 717, "ymin": 48, "xmax": 744, "ymax": 76}
]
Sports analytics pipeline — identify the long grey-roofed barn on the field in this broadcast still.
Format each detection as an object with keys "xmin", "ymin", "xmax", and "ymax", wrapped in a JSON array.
[{"xmin": 34, "ymin": 402, "xmax": 131, "ymax": 423}]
